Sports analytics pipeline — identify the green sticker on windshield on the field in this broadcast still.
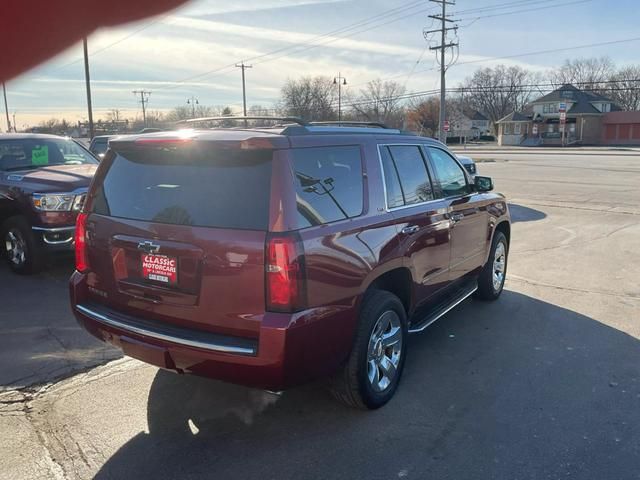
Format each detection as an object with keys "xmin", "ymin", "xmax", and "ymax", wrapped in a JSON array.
[{"xmin": 32, "ymin": 145, "xmax": 49, "ymax": 165}]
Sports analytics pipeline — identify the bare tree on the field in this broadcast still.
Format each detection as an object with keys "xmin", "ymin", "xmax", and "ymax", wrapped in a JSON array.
[
  {"xmin": 278, "ymin": 76, "xmax": 337, "ymax": 121},
  {"xmin": 165, "ymin": 104, "xmax": 223, "ymax": 122},
  {"xmin": 405, "ymin": 97, "xmax": 439, "ymax": 136},
  {"xmin": 247, "ymin": 105, "xmax": 275, "ymax": 126},
  {"xmin": 607, "ymin": 65, "xmax": 640, "ymax": 111},
  {"xmin": 106, "ymin": 109, "xmax": 121, "ymax": 122},
  {"xmin": 462, "ymin": 65, "xmax": 540, "ymax": 133},
  {"xmin": 349, "ymin": 79, "xmax": 406, "ymax": 128},
  {"xmin": 550, "ymin": 56, "xmax": 615, "ymax": 93}
]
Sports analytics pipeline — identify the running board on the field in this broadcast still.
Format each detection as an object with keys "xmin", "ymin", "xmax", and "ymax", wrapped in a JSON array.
[{"xmin": 408, "ymin": 282, "xmax": 478, "ymax": 333}]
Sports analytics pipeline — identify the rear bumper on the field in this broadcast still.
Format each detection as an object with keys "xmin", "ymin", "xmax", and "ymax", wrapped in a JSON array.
[{"xmin": 70, "ymin": 272, "xmax": 358, "ymax": 390}]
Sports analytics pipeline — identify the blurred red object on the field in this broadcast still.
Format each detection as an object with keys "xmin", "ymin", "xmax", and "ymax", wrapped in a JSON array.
[{"xmin": 0, "ymin": 0, "xmax": 189, "ymax": 81}]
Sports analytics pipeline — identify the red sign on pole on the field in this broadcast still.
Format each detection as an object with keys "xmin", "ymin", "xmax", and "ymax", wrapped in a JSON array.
[{"xmin": 443, "ymin": 120, "xmax": 450, "ymax": 132}]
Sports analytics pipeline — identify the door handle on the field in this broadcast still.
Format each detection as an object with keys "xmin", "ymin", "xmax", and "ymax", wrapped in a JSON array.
[
  {"xmin": 450, "ymin": 213, "xmax": 464, "ymax": 223},
  {"xmin": 401, "ymin": 225, "xmax": 420, "ymax": 235}
]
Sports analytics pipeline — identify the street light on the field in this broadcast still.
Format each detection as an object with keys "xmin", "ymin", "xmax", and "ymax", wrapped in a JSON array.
[
  {"xmin": 333, "ymin": 73, "xmax": 347, "ymax": 122},
  {"xmin": 187, "ymin": 96, "xmax": 199, "ymax": 119}
]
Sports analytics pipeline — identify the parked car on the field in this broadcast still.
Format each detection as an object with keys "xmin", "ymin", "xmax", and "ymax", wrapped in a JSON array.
[
  {"xmin": 88, "ymin": 135, "xmax": 112, "ymax": 159},
  {"xmin": 0, "ymin": 134, "xmax": 99, "ymax": 273},
  {"xmin": 70, "ymin": 119, "xmax": 510, "ymax": 409},
  {"xmin": 456, "ymin": 154, "xmax": 477, "ymax": 178}
]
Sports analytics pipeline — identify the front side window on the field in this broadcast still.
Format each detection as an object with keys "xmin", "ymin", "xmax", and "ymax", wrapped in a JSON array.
[
  {"xmin": 380, "ymin": 145, "xmax": 434, "ymax": 209},
  {"xmin": 291, "ymin": 145, "xmax": 363, "ymax": 228},
  {"xmin": 0, "ymin": 138, "xmax": 97, "ymax": 171},
  {"xmin": 426, "ymin": 147, "xmax": 470, "ymax": 198}
]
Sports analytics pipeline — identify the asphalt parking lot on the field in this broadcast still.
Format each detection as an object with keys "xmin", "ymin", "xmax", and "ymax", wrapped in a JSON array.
[{"xmin": 1, "ymin": 150, "xmax": 639, "ymax": 480}]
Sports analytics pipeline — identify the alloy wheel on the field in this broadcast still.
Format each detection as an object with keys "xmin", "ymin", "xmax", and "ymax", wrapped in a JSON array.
[
  {"xmin": 5, "ymin": 229, "xmax": 27, "ymax": 266},
  {"xmin": 492, "ymin": 241, "xmax": 506, "ymax": 292},
  {"xmin": 367, "ymin": 310, "xmax": 403, "ymax": 392}
]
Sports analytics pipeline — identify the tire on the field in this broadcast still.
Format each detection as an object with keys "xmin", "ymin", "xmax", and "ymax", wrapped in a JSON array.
[
  {"xmin": 330, "ymin": 290, "xmax": 408, "ymax": 409},
  {"xmin": 1, "ymin": 216, "xmax": 45, "ymax": 274},
  {"xmin": 475, "ymin": 230, "xmax": 508, "ymax": 301}
]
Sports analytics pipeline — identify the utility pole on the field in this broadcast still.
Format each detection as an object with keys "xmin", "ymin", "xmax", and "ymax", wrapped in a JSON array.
[
  {"xmin": 82, "ymin": 38, "xmax": 95, "ymax": 139},
  {"xmin": 235, "ymin": 62, "xmax": 252, "ymax": 118},
  {"xmin": 12, "ymin": 112, "xmax": 17, "ymax": 133},
  {"xmin": 333, "ymin": 73, "xmax": 347, "ymax": 122},
  {"xmin": 2, "ymin": 82, "xmax": 11, "ymax": 133},
  {"xmin": 427, "ymin": 0, "xmax": 458, "ymax": 143},
  {"xmin": 187, "ymin": 96, "xmax": 199, "ymax": 118},
  {"xmin": 133, "ymin": 90, "xmax": 151, "ymax": 126}
]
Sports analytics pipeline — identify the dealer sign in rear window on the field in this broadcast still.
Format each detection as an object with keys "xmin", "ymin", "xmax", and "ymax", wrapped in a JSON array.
[{"xmin": 141, "ymin": 254, "xmax": 177, "ymax": 284}]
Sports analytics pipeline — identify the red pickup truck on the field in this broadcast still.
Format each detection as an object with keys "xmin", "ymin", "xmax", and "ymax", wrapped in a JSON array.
[{"xmin": 70, "ymin": 119, "xmax": 510, "ymax": 409}]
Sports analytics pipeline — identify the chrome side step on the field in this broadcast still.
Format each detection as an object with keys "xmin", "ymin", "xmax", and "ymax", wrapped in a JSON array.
[{"xmin": 408, "ymin": 283, "xmax": 478, "ymax": 334}]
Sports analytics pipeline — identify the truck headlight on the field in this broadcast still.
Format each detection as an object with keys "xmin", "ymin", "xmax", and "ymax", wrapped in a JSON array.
[{"xmin": 32, "ymin": 193, "xmax": 86, "ymax": 212}]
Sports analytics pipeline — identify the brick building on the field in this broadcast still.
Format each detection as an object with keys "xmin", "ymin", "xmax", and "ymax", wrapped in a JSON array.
[{"xmin": 495, "ymin": 84, "xmax": 638, "ymax": 146}]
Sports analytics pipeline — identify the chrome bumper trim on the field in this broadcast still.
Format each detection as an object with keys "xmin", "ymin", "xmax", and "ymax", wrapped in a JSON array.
[
  {"xmin": 76, "ymin": 304, "xmax": 257, "ymax": 356},
  {"xmin": 32, "ymin": 226, "xmax": 75, "ymax": 232},
  {"xmin": 32, "ymin": 226, "xmax": 75, "ymax": 245}
]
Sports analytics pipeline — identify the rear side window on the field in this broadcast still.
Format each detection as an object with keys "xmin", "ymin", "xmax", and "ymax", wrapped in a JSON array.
[
  {"xmin": 91, "ymin": 145, "xmax": 272, "ymax": 230},
  {"xmin": 426, "ymin": 147, "xmax": 469, "ymax": 197},
  {"xmin": 380, "ymin": 145, "xmax": 434, "ymax": 208},
  {"xmin": 291, "ymin": 145, "xmax": 363, "ymax": 228}
]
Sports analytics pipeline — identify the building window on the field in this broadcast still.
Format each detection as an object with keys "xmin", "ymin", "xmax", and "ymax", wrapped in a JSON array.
[
  {"xmin": 601, "ymin": 103, "xmax": 611, "ymax": 113},
  {"xmin": 543, "ymin": 104, "xmax": 549, "ymax": 114},
  {"xmin": 547, "ymin": 124, "xmax": 554, "ymax": 133},
  {"xmin": 503, "ymin": 124, "xmax": 511, "ymax": 135},
  {"xmin": 514, "ymin": 123, "xmax": 522, "ymax": 135}
]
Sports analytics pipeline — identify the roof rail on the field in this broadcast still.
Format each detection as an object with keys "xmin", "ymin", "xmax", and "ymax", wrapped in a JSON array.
[
  {"xmin": 177, "ymin": 116, "xmax": 308, "ymax": 126},
  {"xmin": 308, "ymin": 121, "xmax": 391, "ymax": 129}
]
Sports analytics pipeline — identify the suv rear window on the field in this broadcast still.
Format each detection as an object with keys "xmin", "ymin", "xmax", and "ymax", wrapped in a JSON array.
[
  {"xmin": 291, "ymin": 145, "xmax": 363, "ymax": 228},
  {"xmin": 90, "ymin": 145, "xmax": 272, "ymax": 230}
]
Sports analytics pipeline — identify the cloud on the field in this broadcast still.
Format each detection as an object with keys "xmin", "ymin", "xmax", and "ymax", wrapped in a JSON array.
[
  {"xmin": 163, "ymin": 15, "xmax": 423, "ymax": 57},
  {"xmin": 181, "ymin": 0, "xmax": 349, "ymax": 16}
]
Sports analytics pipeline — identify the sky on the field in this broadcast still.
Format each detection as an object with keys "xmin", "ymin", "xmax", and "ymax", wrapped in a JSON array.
[{"xmin": 4, "ymin": 0, "xmax": 640, "ymax": 128}]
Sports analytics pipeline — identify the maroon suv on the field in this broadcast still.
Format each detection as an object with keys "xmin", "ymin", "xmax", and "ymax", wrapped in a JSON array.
[{"xmin": 70, "ymin": 119, "xmax": 510, "ymax": 409}]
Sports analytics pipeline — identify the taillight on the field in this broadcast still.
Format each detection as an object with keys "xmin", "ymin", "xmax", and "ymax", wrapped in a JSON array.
[
  {"xmin": 265, "ymin": 234, "xmax": 306, "ymax": 312},
  {"xmin": 75, "ymin": 212, "xmax": 89, "ymax": 272}
]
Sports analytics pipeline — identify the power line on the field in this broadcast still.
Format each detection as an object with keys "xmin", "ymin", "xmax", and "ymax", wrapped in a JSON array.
[
  {"xmin": 452, "ymin": 0, "xmax": 551, "ymax": 15},
  {"xmin": 456, "ymin": 0, "xmax": 592, "ymax": 26},
  {"xmin": 50, "ymin": 16, "xmax": 166, "ymax": 73},
  {"xmin": 154, "ymin": 1, "xmax": 436, "ymax": 91}
]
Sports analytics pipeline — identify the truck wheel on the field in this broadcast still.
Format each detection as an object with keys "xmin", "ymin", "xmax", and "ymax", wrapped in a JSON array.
[
  {"xmin": 330, "ymin": 290, "xmax": 407, "ymax": 409},
  {"xmin": 1, "ymin": 216, "xmax": 44, "ymax": 274},
  {"xmin": 475, "ymin": 230, "xmax": 508, "ymax": 301}
]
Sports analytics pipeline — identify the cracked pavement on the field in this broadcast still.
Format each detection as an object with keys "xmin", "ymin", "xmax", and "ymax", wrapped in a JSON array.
[{"xmin": 1, "ymin": 151, "xmax": 639, "ymax": 479}]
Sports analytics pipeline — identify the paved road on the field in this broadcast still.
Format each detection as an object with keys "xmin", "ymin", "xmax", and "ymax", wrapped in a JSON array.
[
  {"xmin": 1, "ymin": 152, "xmax": 639, "ymax": 480},
  {"xmin": 0, "ymin": 257, "xmax": 119, "ymax": 391}
]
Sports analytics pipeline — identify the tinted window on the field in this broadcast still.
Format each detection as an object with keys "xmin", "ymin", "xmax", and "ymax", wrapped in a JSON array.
[
  {"xmin": 379, "ymin": 147, "xmax": 404, "ymax": 209},
  {"xmin": 0, "ymin": 138, "xmax": 97, "ymax": 171},
  {"xmin": 291, "ymin": 145, "xmax": 363, "ymax": 228},
  {"xmin": 427, "ymin": 147, "xmax": 469, "ymax": 197},
  {"xmin": 91, "ymin": 138, "xmax": 109, "ymax": 155},
  {"xmin": 91, "ymin": 146, "xmax": 272, "ymax": 230},
  {"xmin": 387, "ymin": 145, "xmax": 433, "ymax": 206}
]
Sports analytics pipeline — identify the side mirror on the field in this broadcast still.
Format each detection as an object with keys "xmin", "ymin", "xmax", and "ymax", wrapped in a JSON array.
[{"xmin": 474, "ymin": 175, "xmax": 493, "ymax": 192}]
